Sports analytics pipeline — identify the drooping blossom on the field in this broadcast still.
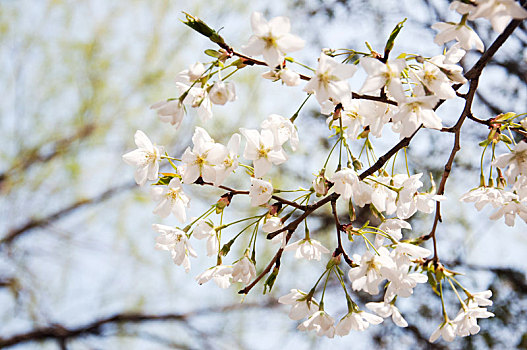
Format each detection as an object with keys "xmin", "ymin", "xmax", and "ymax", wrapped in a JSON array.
[
  {"xmin": 298, "ymin": 310, "xmax": 336, "ymax": 338},
  {"xmin": 262, "ymin": 67, "xmax": 301, "ymax": 86},
  {"xmin": 192, "ymin": 220, "xmax": 218, "ymax": 256},
  {"xmin": 335, "ymin": 311, "xmax": 383, "ymax": 336},
  {"xmin": 195, "ymin": 265, "xmax": 233, "ymax": 289},
  {"xmin": 152, "ymin": 224, "xmax": 197, "ymax": 272},
  {"xmin": 151, "ymin": 99, "xmax": 185, "ymax": 128},
  {"xmin": 366, "ymin": 301, "xmax": 408, "ymax": 327},
  {"xmin": 330, "ymin": 168, "xmax": 360, "ymax": 201},
  {"xmin": 284, "ymin": 238, "xmax": 330, "ymax": 261},
  {"xmin": 231, "ymin": 256, "xmax": 257, "ymax": 285},
  {"xmin": 278, "ymin": 289, "xmax": 319, "ymax": 321},
  {"xmin": 209, "ymin": 81, "xmax": 236, "ymax": 105}
]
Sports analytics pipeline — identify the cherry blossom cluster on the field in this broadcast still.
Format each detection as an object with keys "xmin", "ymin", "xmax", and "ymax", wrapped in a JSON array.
[{"xmin": 123, "ymin": 3, "xmax": 527, "ymax": 344}]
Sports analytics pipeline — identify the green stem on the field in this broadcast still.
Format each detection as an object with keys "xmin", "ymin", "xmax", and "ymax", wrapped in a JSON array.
[{"xmin": 290, "ymin": 94, "xmax": 312, "ymax": 123}]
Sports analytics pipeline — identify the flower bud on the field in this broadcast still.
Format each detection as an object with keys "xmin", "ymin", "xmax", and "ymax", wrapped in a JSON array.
[
  {"xmin": 216, "ymin": 193, "xmax": 233, "ymax": 213},
  {"xmin": 220, "ymin": 239, "xmax": 234, "ymax": 257},
  {"xmin": 313, "ymin": 173, "xmax": 329, "ymax": 196},
  {"xmin": 268, "ymin": 202, "xmax": 282, "ymax": 216}
]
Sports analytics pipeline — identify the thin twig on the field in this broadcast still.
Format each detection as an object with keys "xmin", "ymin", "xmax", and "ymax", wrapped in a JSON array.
[
  {"xmin": 0, "ymin": 302, "xmax": 275, "ymax": 349},
  {"xmin": 330, "ymin": 199, "xmax": 354, "ymax": 267}
]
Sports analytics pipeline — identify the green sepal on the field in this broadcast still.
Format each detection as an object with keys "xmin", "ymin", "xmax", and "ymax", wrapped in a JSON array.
[
  {"xmin": 153, "ymin": 174, "xmax": 176, "ymax": 185},
  {"xmin": 263, "ymin": 267, "xmax": 280, "ymax": 294}
]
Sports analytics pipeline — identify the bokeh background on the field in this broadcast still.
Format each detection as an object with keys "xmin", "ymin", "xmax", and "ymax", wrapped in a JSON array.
[{"xmin": 1, "ymin": 0, "xmax": 526, "ymax": 349}]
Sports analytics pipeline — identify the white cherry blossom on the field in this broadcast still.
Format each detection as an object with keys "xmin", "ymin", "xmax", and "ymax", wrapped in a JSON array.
[
  {"xmin": 249, "ymin": 178, "xmax": 273, "ymax": 206},
  {"xmin": 453, "ymin": 305, "xmax": 494, "ymax": 337},
  {"xmin": 232, "ymin": 256, "xmax": 257, "ymax": 285},
  {"xmin": 278, "ymin": 289, "xmax": 319, "ymax": 321},
  {"xmin": 284, "ymin": 238, "xmax": 330, "ymax": 261},
  {"xmin": 241, "ymin": 128, "xmax": 287, "ymax": 177},
  {"xmin": 460, "ymin": 186, "xmax": 504, "ymax": 211},
  {"xmin": 488, "ymin": 195, "xmax": 527, "ymax": 226},
  {"xmin": 192, "ymin": 220, "xmax": 218, "ymax": 257},
  {"xmin": 152, "ymin": 224, "xmax": 197, "ymax": 272},
  {"xmin": 335, "ymin": 311, "xmax": 383, "ymax": 336},
  {"xmin": 175, "ymin": 62, "xmax": 205, "ymax": 83},
  {"xmin": 468, "ymin": 290, "xmax": 493, "ymax": 307},
  {"xmin": 262, "ymin": 216, "xmax": 286, "ymax": 246},
  {"xmin": 366, "ymin": 301, "xmax": 408, "ymax": 327},
  {"xmin": 181, "ymin": 127, "xmax": 225, "ymax": 184},
  {"xmin": 375, "ymin": 218, "xmax": 411, "ymax": 247},
  {"xmin": 303, "ymin": 52, "xmax": 357, "ymax": 104},
  {"xmin": 391, "ymin": 95, "xmax": 443, "ymax": 138},
  {"xmin": 214, "ymin": 133, "xmax": 241, "ymax": 186},
  {"xmin": 195, "ymin": 265, "xmax": 233, "ymax": 289},
  {"xmin": 359, "ymin": 57, "xmax": 406, "ymax": 102},
  {"xmin": 492, "ymin": 141, "xmax": 527, "ymax": 181},
  {"xmin": 298, "ymin": 310, "xmax": 336, "ymax": 338},
  {"xmin": 209, "ymin": 81, "xmax": 236, "ymax": 105},
  {"xmin": 262, "ymin": 67, "xmax": 301, "ymax": 86},
  {"xmin": 468, "ymin": 0, "xmax": 527, "ymax": 33},
  {"xmin": 122, "ymin": 130, "xmax": 163, "ymax": 186},
  {"xmin": 432, "ymin": 21, "xmax": 484, "ymax": 52},
  {"xmin": 151, "ymin": 178, "xmax": 190, "ymax": 223},
  {"xmin": 242, "ymin": 12, "xmax": 305, "ymax": 67},
  {"xmin": 261, "ymin": 114, "xmax": 299, "ymax": 151},
  {"xmin": 348, "ymin": 248, "xmax": 396, "ymax": 295},
  {"xmin": 429, "ymin": 321, "xmax": 456, "ymax": 342},
  {"xmin": 330, "ymin": 168, "xmax": 359, "ymax": 201},
  {"xmin": 151, "ymin": 99, "xmax": 185, "ymax": 128}
]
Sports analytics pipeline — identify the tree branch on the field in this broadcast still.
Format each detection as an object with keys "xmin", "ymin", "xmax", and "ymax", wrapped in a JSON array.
[
  {"xmin": 0, "ymin": 302, "xmax": 275, "ymax": 349},
  {"xmin": 0, "ymin": 183, "xmax": 135, "ymax": 247}
]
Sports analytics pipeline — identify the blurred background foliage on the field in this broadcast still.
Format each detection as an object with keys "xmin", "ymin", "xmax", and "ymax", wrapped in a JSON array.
[{"xmin": 0, "ymin": 0, "xmax": 526, "ymax": 349}]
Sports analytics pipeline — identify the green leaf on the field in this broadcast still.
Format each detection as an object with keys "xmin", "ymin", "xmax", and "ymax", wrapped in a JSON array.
[
  {"xmin": 204, "ymin": 49, "xmax": 221, "ymax": 58},
  {"xmin": 182, "ymin": 12, "xmax": 226, "ymax": 46},
  {"xmin": 384, "ymin": 18, "xmax": 407, "ymax": 54}
]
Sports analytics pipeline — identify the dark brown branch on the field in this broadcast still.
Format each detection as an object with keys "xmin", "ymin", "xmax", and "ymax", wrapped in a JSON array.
[
  {"xmin": 330, "ymin": 199, "xmax": 354, "ymax": 267},
  {"xmin": 423, "ymin": 77, "xmax": 480, "ymax": 262},
  {"xmin": 238, "ymin": 229, "xmax": 294, "ymax": 294},
  {"xmin": 0, "ymin": 277, "xmax": 15, "ymax": 288},
  {"xmin": 0, "ymin": 183, "xmax": 135, "ymax": 247},
  {"xmin": 358, "ymin": 126, "xmax": 422, "ymax": 180},
  {"xmin": 0, "ymin": 302, "xmax": 274, "ymax": 349},
  {"xmin": 197, "ymin": 180, "xmax": 308, "ymax": 211},
  {"xmin": 351, "ymin": 92, "xmax": 398, "ymax": 106}
]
